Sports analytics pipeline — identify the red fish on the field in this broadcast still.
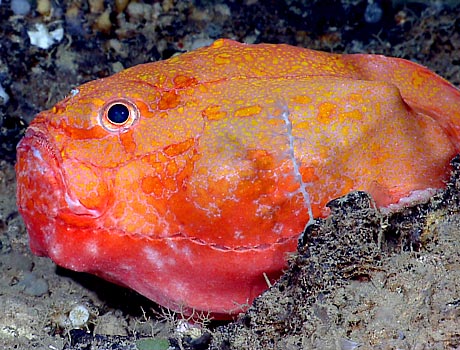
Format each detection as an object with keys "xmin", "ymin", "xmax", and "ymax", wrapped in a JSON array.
[{"xmin": 16, "ymin": 39, "xmax": 460, "ymax": 319}]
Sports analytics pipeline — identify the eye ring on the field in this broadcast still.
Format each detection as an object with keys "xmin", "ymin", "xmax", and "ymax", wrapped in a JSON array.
[{"xmin": 100, "ymin": 99, "xmax": 139, "ymax": 132}]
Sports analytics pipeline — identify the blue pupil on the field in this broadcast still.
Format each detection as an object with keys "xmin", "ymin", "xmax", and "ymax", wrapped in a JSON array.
[{"xmin": 107, "ymin": 104, "xmax": 129, "ymax": 124}]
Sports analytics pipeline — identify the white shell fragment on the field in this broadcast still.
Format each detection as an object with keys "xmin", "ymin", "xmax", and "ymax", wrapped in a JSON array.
[
  {"xmin": 27, "ymin": 23, "xmax": 64, "ymax": 49},
  {"xmin": 68, "ymin": 304, "xmax": 90, "ymax": 328}
]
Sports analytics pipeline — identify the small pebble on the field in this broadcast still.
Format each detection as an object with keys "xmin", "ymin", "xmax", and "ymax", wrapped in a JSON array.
[
  {"xmin": 94, "ymin": 9, "xmax": 112, "ymax": 34},
  {"xmin": 107, "ymin": 39, "xmax": 128, "ymax": 58},
  {"xmin": 162, "ymin": 0, "xmax": 174, "ymax": 12},
  {"xmin": 339, "ymin": 338, "xmax": 360, "ymax": 350},
  {"xmin": 4, "ymin": 251, "xmax": 33, "ymax": 271},
  {"xmin": 115, "ymin": 0, "xmax": 129, "ymax": 13},
  {"xmin": 111, "ymin": 62, "xmax": 124, "ymax": 73},
  {"xmin": 189, "ymin": 38, "xmax": 214, "ymax": 51},
  {"xmin": 11, "ymin": 0, "xmax": 31, "ymax": 16},
  {"xmin": 36, "ymin": 0, "xmax": 51, "ymax": 16},
  {"xmin": 214, "ymin": 3, "xmax": 231, "ymax": 17},
  {"xmin": 88, "ymin": 0, "xmax": 104, "ymax": 14},
  {"xmin": 17, "ymin": 272, "xmax": 49, "ymax": 296},
  {"xmin": 364, "ymin": 0, "xmax": 383, "ymax": 24},
  {"xmin": 126, "ymin": 2, "xmax": 152, "ymax": 21}
]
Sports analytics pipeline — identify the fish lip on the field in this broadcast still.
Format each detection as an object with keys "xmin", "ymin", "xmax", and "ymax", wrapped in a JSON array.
[
  {"xmin": 16, "ymin": 124, "xmax": 63, "ymax": 233},
  {"xmin": 17, "ymin": 125, "xmax": 102, "ymax": 219},
  {"xmin": 17, "ymin": 125, "xmax": 61, "ymax": 164}
]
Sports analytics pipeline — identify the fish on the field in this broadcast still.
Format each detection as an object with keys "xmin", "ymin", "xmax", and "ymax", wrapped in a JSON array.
[{"xmin": 15, "ymin": 38, "xmax": 460, "ymax": 319}]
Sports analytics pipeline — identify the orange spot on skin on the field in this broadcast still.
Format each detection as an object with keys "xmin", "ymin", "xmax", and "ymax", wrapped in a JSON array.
[
  {"xmin": 412, "ymin": 70, "xmax": 429, "ymax": 89},
  {"xmin": 243, "ymin": 53, "xmax": 254, "ymax": 62},
  {"xmin": 163, "ymin": 176, "xmax": 177, "ymax": 191},
  {"xmin": 291, "ymin": 95, "xmax": 312, "ymax": 104},
  {"xmin": 141, "ymin": 176, "xmax": 163, "ymax": 196},
  {"xmin": 120, "ymin": 129, "xmax": 136, "ymax": 154},
  {"xmin": 300, "ymin": 166, "xmax": 319, "ymax": 183},
  {"xmin": 166, "ymin": 160, "xmax": 179, "ymax": 176},
  {"xmin": 348, "ymin": 93, "xmax": 364, "ymax": 104},
  {"xmin": 52, "ymin": 105, "xmax": 64, "ymax": 114},
  {"xmin": 202, "ymin": 105, "xmax": 227, "ymax": 120},
  {"xmin": 246, "ymin": 149, "xmax": 276, "ymax": 170},
  {"xmin": 62, "ymin": 123, "xmax": 107, "ymax": 139},
  {"xmin": 339, "ymin": 110, "xmax": 364, "ymax": 122},
  {"xmin": 163, "ymin": 138, "xmax": 195, "ymax": 157},
  {"xmin": 154, "ymin": 73, "xmax": 167, "ymax": 88},
  {"xmin": 211, "ymin": 38, "xmax": 225, "ymax": 48},
  {"xmin": 135, "ymin": 100, "xmax": 156, "ymax": 118},
  {"xmin": 112, "ymin": 201, "xmax": 126, "ymax": 219},
  {"xmin": 173, "ymin": 75, "xmax": 199, "ymax": 89},
  {"xmin": 158, "ymin": 90, "xmax": 180, "ymax": 110},
  {"xmin": 317, "ymin": 102, "xmax": 337, "ymax": 124},
  {"xmin": 234, "ymin": 105, "xmax": 262, "ymax": 118},
  {"xmin": 215, "ymin": 53, "xmax": 231, "ymax": 65}
]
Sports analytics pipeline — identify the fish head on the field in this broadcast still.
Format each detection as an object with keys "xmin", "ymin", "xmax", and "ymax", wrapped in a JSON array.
[{"xmin": 15, "ymin": 71, "xmax": 203, "ymax": 256}]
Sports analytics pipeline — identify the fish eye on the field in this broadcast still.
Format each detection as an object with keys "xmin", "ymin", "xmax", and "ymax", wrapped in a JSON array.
[
  {"xmin": 100, "ymin": 99, "xmax": 139, "ymax": 132},
  {"xmin": 108, "ymin": 103, "xmax": 129, "ymax": 124}
]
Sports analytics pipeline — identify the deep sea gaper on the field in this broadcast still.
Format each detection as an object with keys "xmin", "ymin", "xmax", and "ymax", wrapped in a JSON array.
[{"xmin": 16, "ymin": 39, "xmax": 460, "ymax": 319}]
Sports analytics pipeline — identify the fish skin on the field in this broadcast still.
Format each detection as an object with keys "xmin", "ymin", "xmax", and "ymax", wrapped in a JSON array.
[{"xmin": 15, "ymin": 38, "xmax": 460, "ymax": 319}]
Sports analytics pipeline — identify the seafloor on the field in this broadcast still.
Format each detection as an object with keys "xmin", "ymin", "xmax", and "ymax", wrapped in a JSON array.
[{"xmin": 0, "ymin": 1, "xmax": 459, "ymax": 349}]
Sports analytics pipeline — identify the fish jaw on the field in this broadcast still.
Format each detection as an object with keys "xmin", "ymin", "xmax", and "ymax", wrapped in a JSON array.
[{"xmin": 15, "ymin": 123, "xmax": 106, "ymax": 257}]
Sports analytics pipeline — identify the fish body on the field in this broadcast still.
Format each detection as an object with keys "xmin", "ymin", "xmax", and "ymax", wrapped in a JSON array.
[{"xmin": 16, "ymin": 39, "xmax": 460, "ymax": 318}]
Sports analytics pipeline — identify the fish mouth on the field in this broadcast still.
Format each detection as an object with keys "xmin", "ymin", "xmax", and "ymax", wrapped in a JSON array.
[
  {"xmin": 16, "ymin": 126, "xmax": 63, "ymax": 213},
  {"xmin": 16, "ymin": 125, "xmax": 101, "ymax": 221}
]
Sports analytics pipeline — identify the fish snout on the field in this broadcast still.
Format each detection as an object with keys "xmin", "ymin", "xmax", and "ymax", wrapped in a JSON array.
[{"xmin": 16, "ymin": 126, "xmax": 66, "ymax": 255}]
